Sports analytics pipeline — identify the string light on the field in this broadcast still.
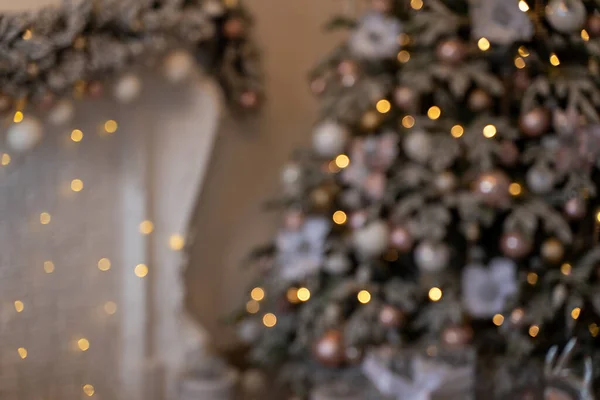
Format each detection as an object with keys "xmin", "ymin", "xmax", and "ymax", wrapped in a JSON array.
[
  {"xmin": 169, "ymin": 234, "xmax": 185, "ymax": 251},
  {"xmin": 483, "ymin": 124, "xmax": 497, "ymax": 138},
  {"xmin": 139, "ymin": 220, "xmax": 154, "ymax": 235},
  {"xmin": 527, "ymin": 272, "xmax": 538, "ymax": 285},
  {"xmin": 493, "ymin": 314, "xmax": 504, "ymax": 326},
  {"xmin": 376, "ymin": 99, "xmax": 392, "ymax": 114},
  {"xmin": 550, "ymin": 53, "xmax": 560, "ymax": 66},
  {"xmin": 429, "ymin": 287, "xmax": 443, "ymax": 302},
  {"xmin": 43, "ymin": 261, "xmax": 55, "ymax": 273},
  {"xmin": 451, "ymin": 125, "xmax": 464, "ymax": 138},
  {"xmin": 82, "ymin": 384, "xmax": 95, "ymax": 397},
  {"xmin": 410, "ymin": 0, "xmax": 423, "ymax": 10},
  {"xmin": 262, "ymin": 313, "xmax": 277, "ymax": 328},
  {"xmin": 333, "ymin": 210, "xmax": 347, "ymax": 225},
  {"xmin": 22, "ymin": 29, "xmax": 33, "ymax": 40},
  {"xmin": 589, "ymin": 323, "xmax": 599, "ymax": 337},
  {"xmin": 427, "ymin": 106, "xmax": 441, "ymax": 120},
  {"xmin": 509, "ymin": 183, "xmax": 522, "ymax": 196},
  {"xmin": 71, "ymin": 179, "xmax": 84, "ymax": 192},
  {"xmin": 78, "ymin": 338, "xmax": 90, "ymax": 351},
  {"xmin": 529, "ymin": 325, "xmax": 540, "ymax": 338},
  {"xmin": 514, "ymin": 57, "xmax": 526, "ymax": 69},
  {"xmin": 402, "ymin": 115, "xmax": 415, "ymax": 128},
  {"xmin": 13, "ymin": 111, "xmax": 24, "ymax": 123},
  {"xmin": 297, "ymin": 287, "xmax": 311, "ymax": 302},
  {"xmin": 582, "ymin": 29, "xmax": 590, "ymax": 41},
  {"xmin": 134, "ymin": 264, "xmax": 148, "ymax": 278},
  {"xmin": 71, "ymin": 129, "xmax": 84, "ymax": 142},
  {"xmin": 397, "ymin": 50, "xmax": 411, "ymax": 63},
  {"xmin": 98, "ymin": 258, "xmax": 111, "ymax": 272},
  {"xmin": 561, "ymin": 263, "xmax": 572, "ymax": 276},
  {"xmin": 477, "ymin": 38, "xmax": 490, "ymax": 51},
  {"xmin": 357, "ymin": 290, "xmax": 371, "ymax": 304},
  {"xmin": 518, "ymin": 0, "xmax": 530, "ymax": 12},
  {"xmin": 335, "ymin": 154, "xmax": 350, "ymax": 169},
  {"xmin": 287, "ymin": 288, "xmax": 300, "ymax": 304},
  {"xmin": 596, "ymin": 210, "xmax": 600, "ymax": 223},
  {"xmin": 104, "ymin": 301, "xmax": 118, "ymax": 315},
  {"xmin": 518, "ymin": 46, "xmax": 530, "ymax": 57},
  {"xmin": 1, "ymin": 153, "xmax": 11, "ymax": 166},
  {"xmin": 18, "ymin": 348, "xmax": 27, "ymax": 359},
  {"xmin": 40, "ymin": 212, "xmax": 51, "ymax": 225},
  {"xmin": 251, "ymin": 287, "xmax": 265, "ymax": 301},
  {"xmin": 104, "ymin": 120, "xmax": 118, "ymax": 134},
  {"xmin": 14, "ymin": 301, "xmax": 24, "ymax": 313},
  {"xmin": 571, "ymin": 307, "xmax": 581, "ymax": 320}
]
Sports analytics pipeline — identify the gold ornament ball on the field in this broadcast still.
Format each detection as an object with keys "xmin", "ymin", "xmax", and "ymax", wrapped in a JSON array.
[
  {"xmin": 541, "ymin": 238, "xmax": 564, "ymax": 264},
  {"xmin": 361, "ymin": 110, "xmax": 381, "ymax": 131},
  {"xmin": 436, "ymin": 38, "xmax": 467, "ymax": 65},
  {"xmin": 500, "ymin": 231, "xmax": 532, "ymax": 260},
  {"xmin": 393, "ymin": 86, "xmax": 416, "ymax": 110},
  {"xmin": 519, "ymin": 107, "xmax": 551, "ymax": 137},
  {"xmin": 379, "ymin": 305, "xmax": 404, "ymax": 328},
  {"xmin": 313, "ymin": 330, "xmax": 346, "ymax": 367},
  {"xmin": 441, "ymin": 325, "xmax": 473, "ymax": 346}
]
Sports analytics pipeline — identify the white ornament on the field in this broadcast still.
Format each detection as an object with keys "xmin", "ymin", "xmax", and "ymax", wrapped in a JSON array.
[
  {"xmin": 6, "ymin": 117, "xmax": 43, "ymax": 152},
  {"xmin": 546, "ymin": 0, "xmax": 587, "ymax": 33},
  {"xmin": 526, "ymin": 165, "xmax": 556, "ymax": 194},
  {"xmin": 353, "ymin": 220, "xmax": 389, "ymax": 257},
  {"xmin": 113, "ymin": 73, "xmax": 142, "ymax": 103},
  {"xmin": 414, "ymin": 241, "xmax": 450, "ymax": 272},
  {"xmin": 324, "ymin": 253, "xmax": 351, "ymax": 275},
  {"xmin": 281, "ymin": 163, "xmax": 302, "ymax": 193},
  {"xmin": 313, "ymin": 121, "xmax": 349, "ymax": 157},
  {"xmin": 163, "ymin": 50, "xmax": 195, "ymax": 83},
  {"xmin": 47, "ymin": 99, "xmax": 74, "ymax": 126},
  {"xmin": 403, "ymin": 130, "xmax": 432, "ymax": 164},
  {"xmin": 237, "ymin": 319, "xmax": 261, "ymax": 344}
]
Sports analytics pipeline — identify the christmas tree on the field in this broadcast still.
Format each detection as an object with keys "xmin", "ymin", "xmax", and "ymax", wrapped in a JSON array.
[{"xmin": 237, "ymin": 0, "xmax": 600, "ymax": 397}]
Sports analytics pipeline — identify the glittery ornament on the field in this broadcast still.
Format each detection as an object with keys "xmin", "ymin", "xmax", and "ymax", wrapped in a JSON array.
[
  {"xmin": 541, "ymin": 238, "xmax": 564, "ymax": 264},
  {"xmin": 313, "ymin": 121, "xmax": 349, "ymax": 157},
  {"xmin": 224, "ymin": 18, "xmax": 245, "ymax": 39},
  {"xmin": 564, "ymin": 197, "xmax": 586, "ymax": 220},
  {"xmin": 414, "ymin": 241, "xmax": 450, "ymax": 272},
  {"xmin": 403, "ymin": 130, "xmax": 432, "ymax": 163},
  {"xmin": 353, "ymin": 220, "xmax": 390, "ymax": 257},
  {"xmin": 441, "ymin": 325, "xmax": 473, "ymax": 346},
  {"xmin": 468, "ymin": 89, "xmax": 493, "ymax": 111},
  {"xmin": 7, "ymin": 117, "xmax": 43, "ymax": 152},
  {"xmin": 436, "ymin": 38, "xmax": 467, "ymax": 65},
  {"xmin": 394, "ymin": 86, "xmax": 417, "ymax": 110},
  {"xmin": 526, "ymin": 164, "xmax": 556, "ymax": 194},
  {"xmin": 379, "ymin": 305, "xmax": 404, "ymax": 328},
  {"xmin": 500, "ymin": 232, "xmax": 532, "ymax": 259},
  {"xmin": 473, "ymin": 170, "xmax": 511, "ymax": 207},
  {"xmin": 313, "ymin": 330, "xmax": 345, "ymax": 367},
  {"xmin": 389, "ymin": 226, "xmax": 413, "ymax": 252},
  {"xmin": 546, "ymin": 0, "xmax": 587, "ymax": 33},
  {"xmin": 519, "ymin": 107, "xmax": 551, "ymax": 137}
]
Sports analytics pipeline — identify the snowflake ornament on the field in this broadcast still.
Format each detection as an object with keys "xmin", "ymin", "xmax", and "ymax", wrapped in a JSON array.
[{"xmin": 349, "ymin": 13, "xmax": 402, "ymax": 60}]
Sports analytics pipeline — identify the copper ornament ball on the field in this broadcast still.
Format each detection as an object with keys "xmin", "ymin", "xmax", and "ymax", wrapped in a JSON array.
[
  {"xmin": 564, "ymin": 197, "xmax": 586, "ymax": 220},
  {"xmin": 310, "ymin": 78, "xmax": 326, "ymax": 96},
  {"xmin": 313, "ymin": 330, "xmax": 346, "ymax": 367},
  {"xmin": 393, "ymin": 86, "xmax": 416, "ymax": 110},
  {"xmin": 519, "ymin": 107, "xmax": 551, "ymax": 137},
  {"xmin": 473, "ymin": 170, "xmax": 511, "ymax": 207},
  {"xmin": 240, "ymin": 91, "xmax": 259, "ymax": 108},
  {"xmin": 500, "ymin": 231, "xmax": 532, "ymax": 260},
  {"xmin": 436, "ymin": 38, "xmax": 467, "ymax": 65},
  {"xmin": 468, "ymin": 89, "xmax": 493, "ymax": 112},
  {"xmin": 224, "ymin": 18, "xmax": 245, "ymax": 39},
  {"xmin": 588, "ymin": 14, "xmax": 600, "ymax": 36},
  {"xmin": 389, "ymin": 226, "xmax": 413, "ymax": 252},
  {"xmin": 541, "ymin": 238, "xmax": 564, "ymax": 264},
  {"xmin": 441, "ymin": 325, "xmax": 473, "ymax": 346},
  {"xmin": 379, "ymin": 305, "xmax": 404, "ymax": 328}
]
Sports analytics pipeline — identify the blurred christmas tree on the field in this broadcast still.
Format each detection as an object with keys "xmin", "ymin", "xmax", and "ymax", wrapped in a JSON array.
[{"xmin": 237, "ymin": 0, "xmax": 600, "ymax": 398}]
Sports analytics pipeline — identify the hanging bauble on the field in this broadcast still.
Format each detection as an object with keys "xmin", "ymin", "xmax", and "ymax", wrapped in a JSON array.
[
  {"xmin": 434, "ymin": 171, "xmax": 457, "ymax": 193},
  {"xmin": 441, "ymin": 325, "xmax": 473, "ymax": 346},
  {"xmin": 310, "ymin": 78, "xmax": 327, "ymax": 96},
  {"xmin": 498, "ymin": 141, "xmax": 520, "ymax": 167},
  {"xmin": 353, "ymin": 220, "xmax": 390, "ymax": 257},
  {"xmin": 472, "ymin": 170, "xmax": 511, "ymax": 207},
  {"xmin": 350, "ymin": 210, "xmax": 369, "ymax": 229},
  {"xmin": 468, "ymin": 89, "xmax": 493, "ymax": 112},
  {"xmin": 240, "ymin": 91, "xmax": 259, "ymax": 109},
  {"xmin": 114, "ymin": 73, "xmax": 142, "ymax": 104},
  {"xmin": 6, "ymin": 117, "xmax": 43, "ymax": 153},
  {"xmin": 403, "ymin": 130, "xmax": 432, "ymax": 164},
  {"xmin": 344, "ymin": 346, "xmax": 364, "ymax": 366},
  {"xmin": 313, "ymin": 330, "xmax": 345, "ymax": 367},
  {"xmin": 379, "ymin": 305, "xmax": 404, "ymax": 328},
  {"xmin": 0, "ymin": 93, "xmax": 12, "ymax": 115},
  {"xmin": 364, "ymin": 172, "xmax": 386, "ymax": 200},
  {"xmin": 338, "ymin": 60, "xmax": 358, "ymax": 87},
  {"xmin": 281, "ymin": 163, "xmax": 302, "ymax": 188},
  {"xmin": 389, "ymin": 226, "xmax": 413, "ymax": 253},
  {"xmin": 500, "ymin": 232, "xmax": 532, "ymax": 259},
  {"xmin": 47, "ymin": 99, "xmax": 75, "ymax": 126},
  {"xmin": 541, "ymin": 238, "xmax": 564, "ymax": 264},
  {"xmin": 361, "ymin": 110, "xmax": 381, "ymax": 131},
  {"xmin": 526, "ymin": 164, "xmax": 556, "ymax": 194},
  {"xmin": 513, "ymin": 69, "xmax": 531, "ymax": 92},
  {"xmin": 87, "ymin": 80, "xmax": 104, "ymax": 98},
  {"xmin": 519, "ymin": 107, "xmax": 550, "ymax": 137},
  {"xmin": 546, "ymin": 0, "xmax": 587, "ymax": 33},
  {"xmin": 588, "ymin": 14, "xmax": 600, "ymax": 36},
  {"xmin": 436, "ymin": 38, "xmax": 467, "ymax": 65},
  {"xmin": 414, "ymin": 241, "xmax": 450, "ymax": 272},
  {"xmin": 163, "ymin": 50, "xmax": 195, "ymax": 83},
  {"xmin": 283, "ymin": 209, "xmax": 305, "ymax": 231},
  {"xmin": 324, "ymin": 253, "xmax": 352, "ymax": 275},
  {"xmin": 224, "ymin": 17, "xmax": 245, "ymax": 39},
  {"xmin": 313, "ymin": 121, "xmax": 349, "ymax": 158},
  {"xmin": 564, "ymin": 197, "xmax": 586, "ymax": 220},
  {"xmin": 394, "ymin": 86, "xmax": 417, "ymax": 110}
]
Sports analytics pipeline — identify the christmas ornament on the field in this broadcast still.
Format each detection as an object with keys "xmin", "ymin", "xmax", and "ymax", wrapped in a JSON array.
[
  {"xmin": 526, "ymin": 164, "xmax": 556, "ymax": 194},
  {"xmin": 462, "ymin": 258, "xmax": 517, "ymax": 318},
  {"xmin": 310, "ymin": 78, "xmax": 326, "ymax": 96},
  {"xmin": 283, "ymin": 209, "xmax": 305, "ymax": 231},
  {"xmin": 500, "ymin": 231, "xmax": 532, "ymax": 259},
  {"xmin": 310, "ymin": 186, "xmax": 336, "ymax": 210},
  {"xmin": 6, "ymin": 117, "xmax": 43, "ymax": 152},
  {"xmin": 0, "ymin": 93, "xmax": 12, "ymax": 114},
  {"xmin": 379, "ymin": 305, "xmax": 404, "ymax": 328},
  {"xmin": 47, "ymin": 99, "xmax": 74, "ymax": 126},
  {"xmin": 163, "ymin": 50, "xmax": 195, "ymax": 83},
  {"xmin": 498, "ymin": 140, "xmax": 519, "ymax": 166},
  {"xmin": 441, "ymin": 325, "xmax": 474, "ymax": 346},
  {"xmin": 364, "ymin": 172, "xmax": 386, "ymax": 200},
  {"xmin": 520, "ymin": 107, "xmax": 551, "ymax": 137},
  {"xmin": 564, "ymin": 197, "xmax": 586, "ymax": 220},
  {"xmin": 394, "ymin": 86, "xmax": 417, "ymax": 110},
  {"xmin": 541, "ymin": 238, "xmax": 564, "ymax": 264},
  {"xmin": 281, "ymin": 163, "xmax": 302, "ymax": 189},
  {"xmin": 324, "ymin": 253, "xmax": 352, "ymax": 275},
  {"xmin": 349, "ymin": 13, "xmax": 402, "ymax": 60},
  {"xmin": 240, "ymin": 91, "xmax": 259, "ymax": 109},
  {"xmin": 313, "ymin": 330, "xmax": 345, "ymax": 367},
  {"xmin": 470, "ymin": 0, "xmax": 534, "ymax": 45},
  {"xmin": 472, "ymin": 170, "xmax": 511, "ymax": 207},
  {"xmin": 114, "ymin": 73, "xmax": 142, "ymax": 103},
  {"xmin": 414, "ymin": 241, "xmax": 450, "ymax": 272},
  {"xmin": 587, "ymin": 14, "xmax": 600, "ymax": 36},
  {"xmin": 546, "ymin": 0, "xmax": 587, "ymax": 33},
  {"xmin": 436, "ymin": 38, "xmax": 467, "ymax": 65},
  {"xmin": 361, "ymin": 110, "xmax": 381, "ymax": 130},
  {"xmin": 434, "ymin": 171, "xmax": 457, "ymax": 193},
  {"xmin": 313, "ymin": 121, "xmax": 349, "ymax": 157},
  {"xmin": 353, "ymin": 220, "xmax": 390, "ymax": 257},
  {"xmin": 224, "ymin": 18, "xmax": 245, "ymax": 39},
  {"xmin": 389, "ymin": 226, "xmax": 413, "ymax": 252},
  {"xmin": 403, "ymin": 130, "xmax": 432, "ymax": 164},
  {"xmin": 468, "ymin": 89, "xmax": 493, "ymax": 112}
]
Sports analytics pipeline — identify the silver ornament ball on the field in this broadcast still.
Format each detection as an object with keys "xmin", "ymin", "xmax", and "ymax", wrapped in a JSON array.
[
  {"xmin": 7, "ymin": 117, "xmax": 44, "ymax": 152},
  {"xmin": 324, "ymin": 253, "xmax": 352, "ymax": 275},
  {"xmin": 353, "ymin": 220, "xmax": 390, "ymax": 257},
  {"xmin": 414, "ymin": 241, "xmax": 450, "ymax": 272},
  {"xmin": 526, "ymin": 165, "xmax": 556, "ymax": 194},
  {"xmin": 313, "ymin": 121, "xmax": 349, "ymax": 157},
  {"xmin": 546, "ymin": 0, "xmax": 587, "ymax": 33},
  {"xmin": 403, "ymin": 130, "xmax": 432, "ymax": 164},
  {"xmin": 47, "ymin": 99, "xmax": 74, "ymax": 126},
  {"xmin": 114, "ymin": 73, "xmax": 142, "ymax": 103}
]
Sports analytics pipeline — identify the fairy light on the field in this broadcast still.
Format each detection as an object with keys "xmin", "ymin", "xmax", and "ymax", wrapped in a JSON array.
[
  {"xmin": 514, "ymin": 57, "xmax": 526, "ymax": 69},
  {"xmin": 596, "ymin": 210, "xmax": 600, "ymax": 223},
  {"xmin": 134, "ymin": 264, "xmax": 148, "ymax": 278},
  {"xmin": 451, "ymin": 125, "xmax": 464, "ymax": 138},
  {"xmin": 98, "ymin": 258, "xmax": 111, "ymax": 272},
  {"xmin": 71, "ymin": 129, "xmax": 83, "ymax": 142},
  {"xmin": 251, "ymin": 287, "xmax": 265, "ymax": 301},
  {"xmin": 18, "ymin": 348, "xmax": 27, "ymax": 359},
  {"xmin": 297, "ymin": 287, "xmax": 311, "ymax": 302},
  {"xmin": 104, "ymin": 120, "xmax": 118, "ymax": 134},
  {"xmin": 335, "ymin": 154, "xmax": 350, "ymax": 169},
  {"xmin": 71, "ymin": 179, "xmax": 84, "ymax": 192},
  {"xmin": 82, "ymin": 384, "xmax": 95, "ymax": 397},
  {"xmin": 410, "ymin": 0, "xmax": 423, "ymax": 10},
  {"xmin": 40, "ymin": 212, "xmax": 51, "ymax": 225},
  {"xmin": 571, "ymin": 307, "xmax": 581, "ymax": 320},
  {"xmin": 561, "ymin": 263, "xmax": 572, "ymax": 276},
  {"xmin": 483, "ymin": 124, "xmax": 497, "ymax": 138},
  {"xmin": 527, "ymin": 272, "xmax": 538, "ymax": 285},
  {"xmin": 582, "ymin": 29, "xmax": 590, "ymax": 41},
  {"xmin": 262, "ymin": 313, "xmax": 277, "ymax": 328},
  {"xmin": 13, "ymin": 111, "xmax": 24, "ymax": 123},
  {"xmin": 357, "ymin": 290, "xmax": 371, "ymax": 304},
  {"xmin": 14, "ymin": 301, "xmax": 24, "ymax": 313},
  {"xmin": 43, "ymin": 261, "xmax": 55, "ymax": 273},
  {"xmin": 477, "ymin": 38, "xmax": 490, "ymax": 51},
  {"xmin": 429, "ymin": 287, "xmax": 442, "ymax": 302},
  {"xmin": 1, "ymin": 153, "xmax": 11, "ymax": 166},
  {"xmin": 397, "ymin": 50, "xmax": 411, "ymax": 63},
  {"xmin": 509, "ymin": 183, "xmax": 522, "ymax": 196},
  {"xmin": 77, "ymin": 338, "xmax": 90, "ymax": 351},
  {"xmin": 104, "ymin": 301, "xmax": 117, "ymax": 315},
  {"xmin": 589, "ymin": 323, "xmax": 599, "ymax": 337},
  {"xmin": 519, "ymin": 0, "xmax": 530, "ymax": 12},
  {"xmin": 139, "ymin": 220, "xmax": 154, "ymax": 235},
  {"xmin": 169, "ymin": 234, "xmax": 185, "ymax": 251},
  {"xmin": 518, "ymin": 46, "xmax": 530, "ymax": 57},
  {"xmin": 493, "ymin": 314, "xmax": 504, "ymax": 326},
  {"xmin": 376, "ymin": 99, "xmax": 392, "ymax": 114},
  {"xmin": 333, "ymin": 210, "xmax": 347, "ymax": 225},
  {"xmin": 427, "ymin": 106, "xmax": 441, "ymax": 120},
  {"xmin": 550, "ymin": 53, "xmax": 560, "ymax": 66},
  {"xmin": 287, "ymin": 288, "xmax": 300, "ymax": 304},
  {"xmin": 22, "ymin": 29, "xmax": 33, "ymax": 40},
  {"xmin": 402, "ymin": 115, "xmax": 415, "ymax": 128},
  {"xmin": 529, "ymin": 325, "xmax": 540, "ymax": 338}
]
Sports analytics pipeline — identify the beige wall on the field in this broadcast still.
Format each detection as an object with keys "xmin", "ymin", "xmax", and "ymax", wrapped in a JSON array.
[{"xmin": 186, "ymin": 1, "xmax": 345, "ymax": 349}]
